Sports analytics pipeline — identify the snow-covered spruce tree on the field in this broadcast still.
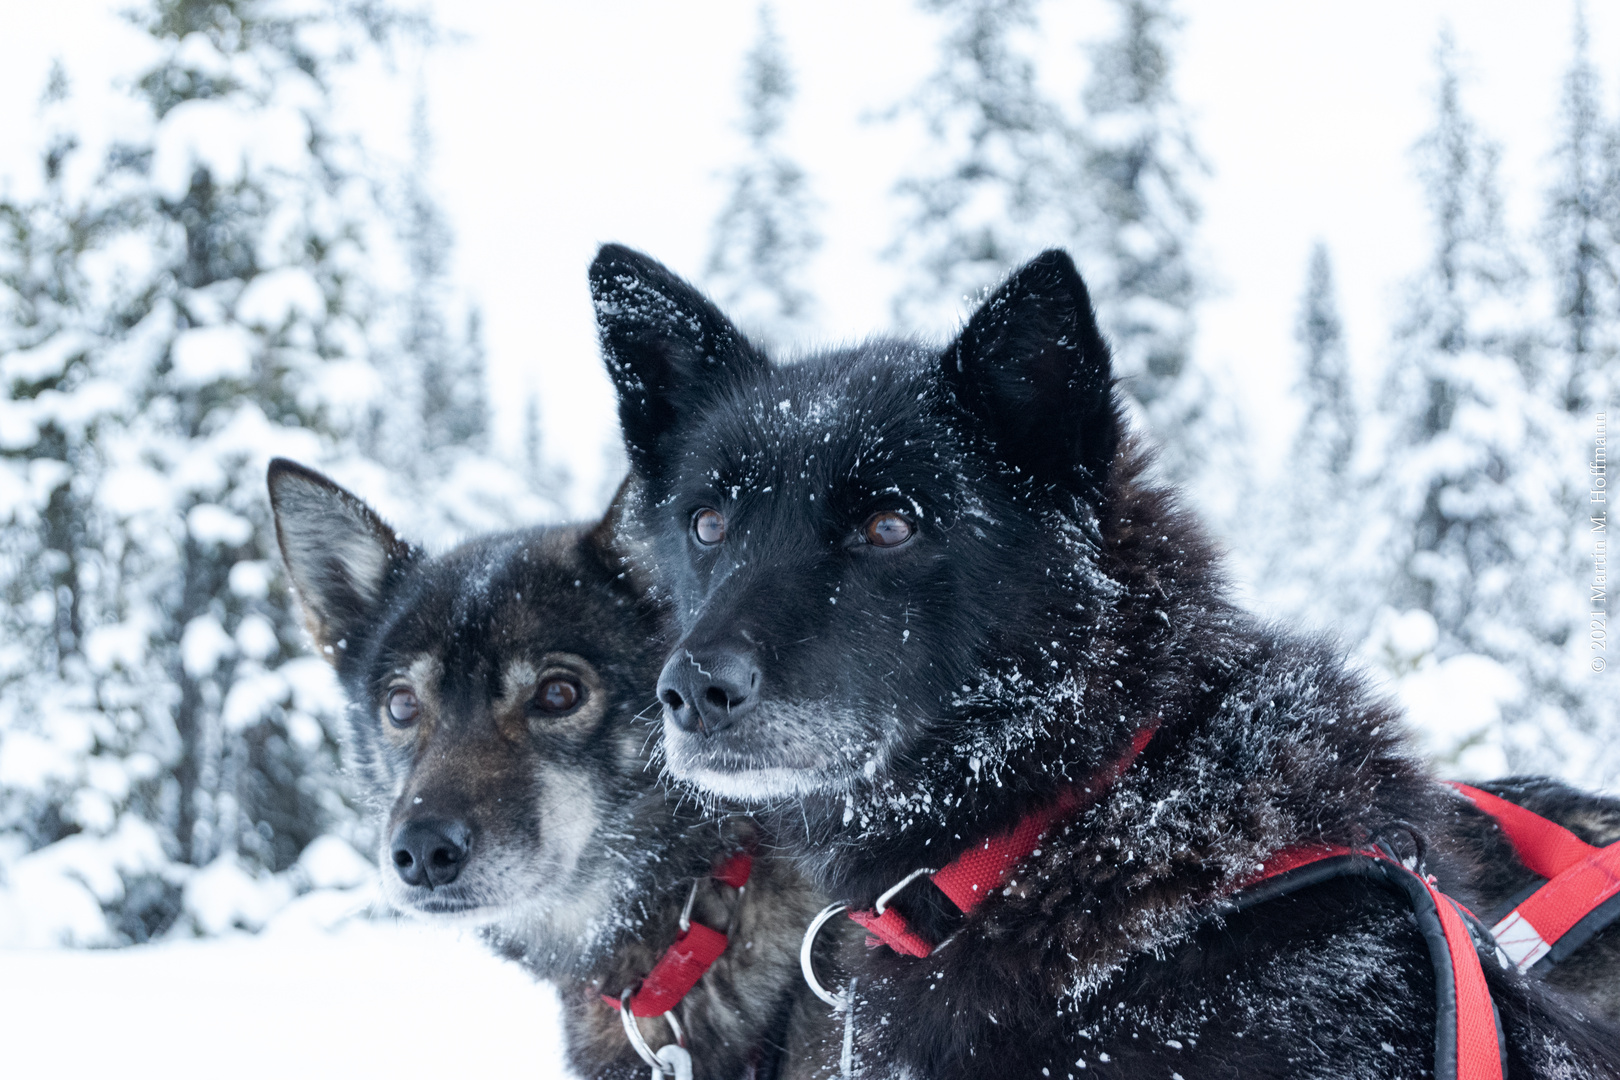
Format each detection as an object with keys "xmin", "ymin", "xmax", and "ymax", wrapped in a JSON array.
[
  {"xmin": 886, "ymin": 0, "xmax": 1071, "ymax": 331},
  {"xmin": 1075, "ymin": 0, "xmax": 1208, "ymax": 481},
  {"xmin": 0, "ymin": 0, "xmax": 421, "ymax": 946},
  {"xmin": 517, "ymin": 387, "xmax": 571, "ymax": 509},
  {"xmin": 887, "ymin": 0, "xmax": 1215, "ymax": 482},
  {"xmin": 1528, "ymin": 3, "xmax": 1618, "ymax": 778},
  {"xmin": 1294, "ymin": 243, "xmax": 1357, "ymax": 484},
  {"xmin": 362, "ymin": 88, "xmax": 564, "ymax": 547},
  {"xmin": 1542, "ymin": 3, "xmax": 1620, "ymax": 417},
  {"xmin": 1372, "ymin": 35, "xmax": 1590, "ymax": 780},
  {"xmin": 704, "ymin": 3, "xmax": 821, "ymax": 350},
  {"xmin": 1252, "ymin": 243, "xmax": 1376, "ymax": 635},
  {"xmin": 405, "ymin": 95, "xmax": 487, "ymax": 458},
  {"xmin": 0, "ymin": 63, "xmax": 169, "ymax": 945}
]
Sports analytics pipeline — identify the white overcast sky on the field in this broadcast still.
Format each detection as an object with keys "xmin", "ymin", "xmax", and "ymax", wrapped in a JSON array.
[{"xmin": 2, "ymin": 0, "xmax": 1616, "ymax": 513}]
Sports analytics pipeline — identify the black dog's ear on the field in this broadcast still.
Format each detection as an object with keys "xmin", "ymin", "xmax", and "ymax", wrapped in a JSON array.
[
  {"xmin": 266, "ymin": 458, "xmax": 416, "ymax": 664},
  {"xmin": 943, "ymin": 250, "xmax": 1118, "ymax": 496},
  {"xmin": 590, "ymin": 244, "xmax": 765, "ymax": 476}
]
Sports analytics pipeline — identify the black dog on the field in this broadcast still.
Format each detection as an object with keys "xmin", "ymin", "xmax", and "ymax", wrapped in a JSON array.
[
  {"xmin": 591, "ymin": 244, "xmax": 1620, "ymax": 1079},
  {"xmin": 268, "ymin": 461, "xmax": 842, "ymax": 1080}
]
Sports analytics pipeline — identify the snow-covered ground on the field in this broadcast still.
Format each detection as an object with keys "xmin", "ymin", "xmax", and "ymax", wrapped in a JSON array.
[{"xmin": 0, "ymin": 914, "xmax": 575, "ymax": 1080}]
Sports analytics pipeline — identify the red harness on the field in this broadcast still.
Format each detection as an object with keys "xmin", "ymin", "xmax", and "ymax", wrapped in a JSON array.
[
  {"xmin": 848, "ymin": 723, "xmax": 1159, "ymax": 957},
  {"xmin": 848, "ymin": 728, "xmax": 1510, "ymax": 1080},
  {"xmin": 1234, "ymin": 844, "xmax": 1505, "ymax": 1080},
  {"xmin": 604, "ymin": 851, "xmax": 753, "ymax": 1017},
  {"xmin": 1452, "ymin": 782, "xmax": 1620, "ymax": 975}
]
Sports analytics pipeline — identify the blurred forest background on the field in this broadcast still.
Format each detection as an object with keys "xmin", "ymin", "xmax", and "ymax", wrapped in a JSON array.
[{"xmin": 0, "ymin": 0, "xmax": 1614, "ymax": 951}]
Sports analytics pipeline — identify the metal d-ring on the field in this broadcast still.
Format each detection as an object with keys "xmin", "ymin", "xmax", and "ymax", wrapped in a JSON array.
[
  {"xmin": 800, "ymin": 901, "xmax": 850, "ymax": 1009},
  {"xmin": 619, "ymin": 986, "xmax": 687, "ymax": 1075},
  {"xmin": 873, "ymin": 867, "xmax": 937, "ymax": 914},
  {"xmin": 677, "ymin": 878, "xmax": 699, "ymax": 933},
  {"xmin": 678, "ymin": 873, "xmax": 747, "ymax": 937}
]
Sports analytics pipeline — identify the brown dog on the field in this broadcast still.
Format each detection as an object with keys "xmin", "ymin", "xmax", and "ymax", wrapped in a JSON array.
[{"xmin": 269, "ymin": 459, "xmax": 845, "ymax": 1079}]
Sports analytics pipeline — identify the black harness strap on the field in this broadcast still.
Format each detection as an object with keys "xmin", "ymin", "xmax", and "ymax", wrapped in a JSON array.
[{"xmin": 1226, "ymin": 852, "xmax": 1508, "ymax": 1080}]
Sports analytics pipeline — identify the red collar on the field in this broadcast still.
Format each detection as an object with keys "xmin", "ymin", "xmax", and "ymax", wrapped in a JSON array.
[
  {"xmin": 849, "ymin": 722, "xmax": 1159, "ymax": 957},
  {"xmin": 840, "ymin": 726, "xmax": 1511, "ymax": 1080},
  {"xmin": 604, "ymin": 850, "xmax": 753, "ymax": 1017}
]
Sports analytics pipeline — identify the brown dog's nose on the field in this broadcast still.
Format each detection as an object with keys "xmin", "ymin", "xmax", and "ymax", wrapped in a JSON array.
[{"xmin": 391, "ymin": 819, "xmax": 471, "ymax": 888}]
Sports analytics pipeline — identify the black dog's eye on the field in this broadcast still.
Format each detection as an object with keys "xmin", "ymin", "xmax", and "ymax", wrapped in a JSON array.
[
  {"xmin": 861, "ymin": 512, "xmax": 914, "ymax": 548},
  {"xmin": 386, "ymin": 687, "xmax": 420, "ymax": 727},
  {"xmin": 693, "ymin": 508, "xmax": 726, "ymax": 545},
  {"xmin": 533, "ymin": 676, "xmax": 582, "ymax": 714}
]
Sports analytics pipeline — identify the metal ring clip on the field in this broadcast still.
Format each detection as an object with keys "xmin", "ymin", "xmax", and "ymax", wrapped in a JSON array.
[
  {"xmin": 619, "ymin": 986, "xmax": 687, "ymax": 1075},
  {"xmin": 677, "ymin": 879, "xmax": 699, "ymax": 934},
  {"xmin": 679, "ymin": 873, "xmax": 747, "ymax": 937},
  {"xmin": 873, "ymin": 867, "xmax": 937, "ymax": 915},
  {"xmin": 800, "ymin": 901, "xmax": 850, "ymax": 1009}
]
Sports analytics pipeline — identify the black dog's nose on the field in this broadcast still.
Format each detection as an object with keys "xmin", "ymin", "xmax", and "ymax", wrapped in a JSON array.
[
  {"xmin": 657, "ymin": 647, "xmax": 761, "ymax": 736},
  {"xmin": 391, "ymin": 819, "xmax": 471, "ymax": 888}
]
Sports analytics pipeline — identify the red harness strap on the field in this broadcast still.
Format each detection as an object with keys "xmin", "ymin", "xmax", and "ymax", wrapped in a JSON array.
[
  {"xmin": 1238, "ymin": 845, "xmax": 1506, "ymax": 1080},
  {"xmin": 846, "ymin": 732, "xmax": 1506, "ymax": 1079},
  {"xmin": 604, "ymin": 851, "xmax": 753, "ymax": 1017},
  {"xmin": 849, "ymin": 723, "xmax": 1159, "ymax": 957},
  {"xmin": 1452, "ymin": 782, "xmax": 1620, "ymax": 974}
]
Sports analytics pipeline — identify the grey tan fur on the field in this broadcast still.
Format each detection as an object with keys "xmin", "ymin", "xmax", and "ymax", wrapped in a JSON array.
[{"xmin": 268, "ymin": 460, "xmax": 846, "ymax": 1080}]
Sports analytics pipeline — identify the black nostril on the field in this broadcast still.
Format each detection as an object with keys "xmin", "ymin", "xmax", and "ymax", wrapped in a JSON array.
[
  {"xmin": 656, "ymin": 644, "xmax": 762, "ymax": 737},
  {"xmin": 390, "ymin": 818, "xmax": 472, "ymax": 889}
]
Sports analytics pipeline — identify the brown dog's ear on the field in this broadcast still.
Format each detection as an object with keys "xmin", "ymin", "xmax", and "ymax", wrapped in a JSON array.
[
  {"xmin": 266, "ymin": 458, "xmax": 416, "ymax": 664},
  {"xmin": 585, "ymin": 472, "xmax": 652, "ymax": 595},
  {"xmin": 942, "ymin": 249, "xmax": 1119, "ymax": 499}
]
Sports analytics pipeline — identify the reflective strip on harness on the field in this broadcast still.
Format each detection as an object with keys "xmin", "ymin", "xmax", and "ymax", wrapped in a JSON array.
[
  {"xmin": 1236, "ymin": 846, "xmax": 1506, "ymax": 1080},
  {"xmin": 604, "ymin": 852, "xmax": 752, "ymax": 1017},
  {"xmin": 1490, "ymin": 909, "xmax": 1552, "ymax": 971},
  {"xmin": 1495, "ymin": 846, "xmax": 1620, "ymax": 969},
  {"xmin": 1452, "ymin": 783, "xmax": 1620, "ymax": 975}
]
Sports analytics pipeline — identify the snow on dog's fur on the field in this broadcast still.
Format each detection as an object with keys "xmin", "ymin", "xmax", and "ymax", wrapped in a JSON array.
[
  {"xmin": 592, "ymin": 243, "xmax": 1620, "ymax": 1079},
  {"xmin": 268, "ymin": 460, "xmax": 841, "ymax": 1080}
]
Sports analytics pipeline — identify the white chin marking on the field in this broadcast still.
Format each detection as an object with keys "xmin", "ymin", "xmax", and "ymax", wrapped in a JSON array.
[
  {"xmin": 678, "ymin": 764, "xmax": 824, "ymax": 802},
  {"xmin": 411, "ymin": 903, "xmax": 510, "ymax": 929}
]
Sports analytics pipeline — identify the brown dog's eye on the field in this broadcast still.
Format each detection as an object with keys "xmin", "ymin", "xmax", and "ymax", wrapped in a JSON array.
[
  {"xmin": 534, "ymin": 677, "xmax": 582, "ymax": 714},
  {"xmin": 693, "ymin": 508, "xmax": 726, "ymax": 545},
  {"xmin": 862, "ymin": 512, "xmax": 914, "ymax": 548},
  {"xmin": 386, "ymin": 687, "xmax": 420, "ymax": 727}
]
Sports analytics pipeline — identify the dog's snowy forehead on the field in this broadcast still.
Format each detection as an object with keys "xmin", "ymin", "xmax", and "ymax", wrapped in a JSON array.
[
  {"xmin": 441, "ymin": 533, "xmax": 551, "ymax": 629},
  {"xmin": 680, "ymin": 344, "xmax": 958, "ymax": 498},
  {"xmin": 355, "ymin": 532, "xmax": 656, "ymax": 734}
]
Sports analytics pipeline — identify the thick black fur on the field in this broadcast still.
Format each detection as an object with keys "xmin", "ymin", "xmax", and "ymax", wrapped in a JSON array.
[
  {"xmin": 592, "ymin": 244, "xmax": 1620, "ymax": 1079},
  {"xmin": 267, "ymin": 460, "xmax": 844, "ymax": 1080}
]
